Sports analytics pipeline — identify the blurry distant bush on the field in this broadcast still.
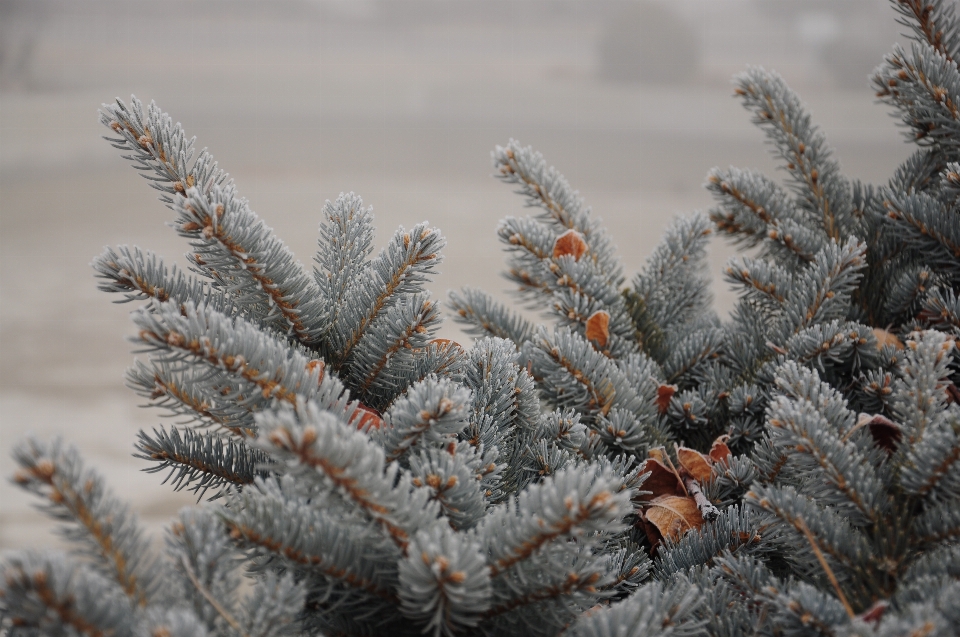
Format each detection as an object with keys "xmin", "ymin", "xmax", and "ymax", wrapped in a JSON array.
[
  {"xmin": 756, "ymin": 0, "xmax": 902, "ymax": 88},
  {"xmin": 0, "ymin": 0, "xmax": 48, "ymax": 90},
  {"xmin": 597, "ymin": 1, "xmax": 701, "ymax": 84}
]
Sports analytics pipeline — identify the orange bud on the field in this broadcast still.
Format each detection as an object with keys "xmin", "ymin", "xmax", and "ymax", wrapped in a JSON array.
[
  {"xmin": 585, "ymin": 311, "xmax": 610, "ymax": 348},
  {"xmin": 552, "ymin": 229, "xmax": 588, "ymax": 260},
  {"xmin": 306, "ymin": 359, "xmax": 325, "ymax": 383},
  {"xmin": 655, "ymin": 384, "xmax": 677, "ymax": 415},
  {"xmin": 350, "ymin": 403, "xmax": 383, "ymax": 430},
  {"xmin": 872, "ymin": 328, "xmax": 903, "ymax": 350},
  {"xmin": 430, "ymin": 338, "xmax": 463, "ymax": 352}
]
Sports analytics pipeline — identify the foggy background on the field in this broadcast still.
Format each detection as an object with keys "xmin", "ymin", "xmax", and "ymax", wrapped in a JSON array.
[{"xmin": 0, "ymin": 0, "xmax": 913, "ymax": 550}]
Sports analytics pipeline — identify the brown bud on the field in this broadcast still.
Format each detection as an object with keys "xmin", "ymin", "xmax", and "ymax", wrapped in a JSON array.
[{"xmin": 872, "ymin": 328, "xmax": 904, "ymax": 350}]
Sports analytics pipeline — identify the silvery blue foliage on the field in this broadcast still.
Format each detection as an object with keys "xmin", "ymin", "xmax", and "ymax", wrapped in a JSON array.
[{"xmin": 4, "ymin": 1, "xmax": 960, "ymax": 636}]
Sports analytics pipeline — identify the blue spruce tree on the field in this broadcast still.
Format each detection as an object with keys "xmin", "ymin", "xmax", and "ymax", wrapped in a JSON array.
[{"xmin": 3, "ymin": 1, "xmax": 959, "ymax": 635}]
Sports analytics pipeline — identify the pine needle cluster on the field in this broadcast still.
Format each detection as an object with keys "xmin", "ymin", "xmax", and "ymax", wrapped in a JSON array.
[{"xmin": 3, "ymin": 1, "xmax": 959, "ymax": 636}]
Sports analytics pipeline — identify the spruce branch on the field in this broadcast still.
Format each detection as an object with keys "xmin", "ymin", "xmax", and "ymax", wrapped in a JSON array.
[
  {"xmin": 708, "ymin": 167, "xmax": 821, "ymax": 267},
  {"xmin": 883, "ymin": 190, "xmax": 960, "ymax": 276},
  {"xmin": 662, "ymin": 326, "xmax": 725, "ymax": 385},
  {"xmin": 464, "ymin": 337, "xmax": 541, "ymax": 439},
  {"xmin": 11, "ymin": 438, "xmax": 162, "ymax": 607},
  {"xmin": 746, "ymin": 485, "xmax": 870, "ymax": 597},
  {"xmin": 734, "ymin": 68, "xmax": 855, "ymax": 241},
  {"xmin": 126, "ymin": 359, "xmax": 256, "ymax": 436},
  {"xmin": 780, "ymin": 238, "xmax": 867, "ymax": 337},
  {"xmin": 94, "ymin": 245, "xmax": 236, "ymax": 317},
  {"xmin": 173, "ymin": 186, "xmax": 328, "ymax": 344},
  {"xmin": 481, "ymin": 466, "xmax": 633, "ymax": 578},
  {"xmin": 100, "ymin": 97, "xmax": 327, "ymax": 345},
  {"xmin": 780, "ymin": 320, "xmax": 878, "ymax": 373},
  {"xmin": 653, "ymin": 505, "xmax": 763, "ymax": 577},
  {"xmin": 131, "ymin": 300, "xmax": 348, "ymax": 413},
  {"xmin": 919, "ymin": 286, "xmax": 960, "ymax": 332},
  {"xmin": 631, "ymin": 213, "xmax": 715, "ymax": 335},
  {"xmin": 379, "ymin": 375, "xmax": 472, "ymax": 463},
  {"xmin": 763, "ymin": 395, "xmax": 888, "ymax": 526},
  {"xmin": 892, "ymin": 331, "xmax": 960, "ymax": 498},
  {"xmin": 178, "ymin": 557, "xmax": 248, "ymax": 637},
  {"xmin": 314, "ymin": 191, "xmax": 376, "ymax": 329},
  {"xmin": 886, "ymin": 265, "xmax": 939, "ymax": 321},
  {"xmin": 329, "ymin": 222, "xmax": 445, "ymax": 367},
  {"xmin": 892, "ymin": 0, "xmax": 960, "ymax": 64},
  {"xmin": 222, "ymin": 476, "xmax": 401, "ymax": 606},
  {"xmin": 134, "ymin": 426, "xmax": 271, "ymax": 499},
  {"xmin": 874, "ymin": 42, "xmax": 960, "ymax": 158},
  {"xmin": 407, "ymin": 444, "xmax": 488, "ymax": 530},
  {"xmin": 564, "ymin": 579, "xmax": 706, "ymax": 637},
  {"xmin": 398, "ymin": 524, "xmax": 491, "ymax": 637},
  {"xmin": 723, "ymin": 257, "xmax": 792, "ymax": 315},
  {"xmin": 527, "ymin": 327, "xmax": 618, "ymax": 421},
  {"xmin": 347, "ymin": 293, "xmax": 441, "ymax": 403},
  {"xmin": 0, "ymin": 551, "xmax": 140, "ymax": 637},
  {"xmin": 769, "ymin": 581, "xmax": 852, "ymax": 636},
  {"xmin": 449, "ymin": 287, "xmax": 535, "ymax": 345},
  {"xmin": 238, "ymin": 571, "xmax": 305, "ymax": 637},
  {"xmin": 254, "ymin": 402, "xmax": 438, "ymax": 551},
  {"xmin": 891, "ymin": 331, "xmax": 954, "ymax": 449},
  {"xmin": 494, "ymin": 215, "xmax": 636, "ymax": 358},
  {"xmin": 99, "ymin": 97, "xmax": 226, "ymax": 208},
  {"xmin": 492, "ymin": 140, "xmax": 623, "ymax": 283}
]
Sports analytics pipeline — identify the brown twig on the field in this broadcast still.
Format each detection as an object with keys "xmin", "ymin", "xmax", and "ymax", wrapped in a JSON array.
[
  {"xmin": 795, "ymin": 518, "xmax": 855, "ymax": 619},
  {"xmin": 180, "ymin": 557, "xmax": 249, "ymax": 637}
]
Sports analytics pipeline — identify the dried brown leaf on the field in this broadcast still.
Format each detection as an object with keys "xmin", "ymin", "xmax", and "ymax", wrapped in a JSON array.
[
  {"xmin": 855, "ymin": 413, "xmax": 901, "ymax": 453},
  {"xmin": 644, "ymin": 495, "xmax": 704, "ymax": 541},
  {"xmin": 677, "ymin": 447, "xmax": 713, "ymax": 482},
  {"xmin": 639, "ymin": 457, "xmax": 684, "ymax": 499}
]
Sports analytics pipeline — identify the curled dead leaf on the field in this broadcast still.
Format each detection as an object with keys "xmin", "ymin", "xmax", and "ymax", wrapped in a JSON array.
[
  {"xmin": 552, "ymin": 229, "xmax": 588, "ymax": 260},
  {"xmin": 708, "ymin": 435, "xmax": 731, "ymax": 463},
  {"xmin": 638, "ymin": 457, "xmax": 684, "ymax": 499},
  {"xmin": 637, "ymin": 515, "xmax": 664, "ymax": 552},
  {"xmin": 676, "ymin": 447, "xmax": 713, "ymax": 482},
  {"xmin": 643, "ymin": 495, "xmax": 704, "ymax": 542},
  {"xmin": 855, "ymin": 413, "xmax": 901, "ymax": 453},
  {"xmin": 585, "ymin": 311, "xmax": 610, "ymax": 348}
]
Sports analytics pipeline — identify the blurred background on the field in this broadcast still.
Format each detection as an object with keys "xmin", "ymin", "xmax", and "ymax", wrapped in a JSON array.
[{"xmin": 0, "ymin": 0, "xmax": 913, "ymax": 550}]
